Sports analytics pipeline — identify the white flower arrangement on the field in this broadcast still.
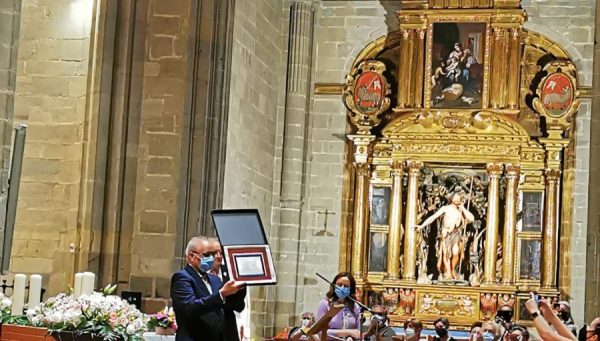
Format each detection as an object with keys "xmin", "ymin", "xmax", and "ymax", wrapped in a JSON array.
[
  {"xmin": 0, "ymin": 292, "xmax": 12, "ymax": 322},
  {"xmin": 26, "ymin": 288, "xmax": 148, "ymax": 341}
]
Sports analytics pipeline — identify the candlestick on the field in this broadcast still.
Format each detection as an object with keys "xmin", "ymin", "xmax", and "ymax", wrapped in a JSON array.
[
  {"xmin": 11, "ymin": 274, "xmax": 26, "ymax": 315},
  {"xmin": 81, "ymin": 272, "xmax": 95, "ymax": 296},
  {"xmin": 28, "ymin": 274, "xmax": 42, "ymax": 309},
  {"xmin": 74, "ymin": 273, "xmax": 83, "ymax": 297}
]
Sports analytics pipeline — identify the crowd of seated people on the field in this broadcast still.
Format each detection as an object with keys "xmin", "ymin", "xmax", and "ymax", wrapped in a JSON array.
[{"xmin": 288, "ymin": 272, "xmax": 600, "ymax": 341}]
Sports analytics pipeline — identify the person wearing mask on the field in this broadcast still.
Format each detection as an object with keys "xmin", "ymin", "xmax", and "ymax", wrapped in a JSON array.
[
  {"xmin": 170, "ymin": 237, "xmax": 245, "ymax": 341},
  {"xmin": 555, "ymin": 301, "xmax": 576, "ymax": 335},
  {"xmin": 524, "ymin": 295, "xmax": 576, "ymax": 341},
  {"xmin": 402, "ymin": 318, "xmax": 424, "ymax": 341},
  {"xmin": 207, "ymin": 238, "xmax": 247, "ymax": 341},
  {"xmin": 316, "ymin": 272, "xmax": 361, "ymax": 341},
  {"xmin": 578, "ymin": 317, "xmax": 599, "ymax": 341},
  {"xmin": 362, "ymin": 305, "xmax": 396, "ymax": 341},
  {"xmin": 429, "ymin": 317, "xmax": 455, "ymax": 341},
  {"xmin": 482, "ymin": 321, "xmax": 502, "ymax": 341},
  {"xmin": 288, "ymin": 312, "xmax": 319, "ymax": 341}
]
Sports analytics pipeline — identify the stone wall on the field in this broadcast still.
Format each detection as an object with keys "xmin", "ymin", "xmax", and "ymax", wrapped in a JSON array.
[
  {"xmin": 11, "ymin": 0, "xmax": 94, "ymax": 293},
  {"xmin": 128, "ymin": 0, "xmax": 193, "ymax": 302},
  {"xmin": 222, "ymin": 0, "xmax": 287, "ymax": 336}
]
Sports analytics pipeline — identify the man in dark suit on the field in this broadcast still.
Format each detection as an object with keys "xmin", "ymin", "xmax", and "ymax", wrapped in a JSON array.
[
  {"xmin": 208, "ymin": 238, "xmax": 247, "ymax": 341},
  {"xmin": 171, "ymin": 237, "xmax": 245, "ymax": 341}
]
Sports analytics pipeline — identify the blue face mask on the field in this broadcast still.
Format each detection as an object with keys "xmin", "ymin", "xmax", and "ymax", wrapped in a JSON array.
[
  {"xmin": 199, "ymin": 255, "xmax": 214, "ymax": 272},
  {"xmin": 335, "ymin": 286, "xmax": 351, "ymax": 299}
]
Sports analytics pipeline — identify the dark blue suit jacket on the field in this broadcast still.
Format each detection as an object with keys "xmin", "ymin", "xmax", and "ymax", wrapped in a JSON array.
[{"xmin": 171, "ymin": 264, "xmax": 225, "ymax": 341}]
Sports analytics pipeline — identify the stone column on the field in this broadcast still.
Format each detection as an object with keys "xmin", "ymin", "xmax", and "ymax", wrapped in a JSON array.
[
  {"xmin": 386, "ymin": 162, "xmax": 404, "ymax": 280},
  {"xmin": 402, "ymin": 161, "xmax": 422, "ymax": 281},
  {"xmin": 483, "ymin": 163, "xmax": 503, "ymax": 285},
  {"xmin": 542, "ymin": 169, "xmax": 561, "ymax": 288},
  {"xmin": 502, "ymin": 164, "xmax": 520, "ymax": 285},
  {"xmin": 276, "ymin": 0, "xmax": 313, "ymax": 320},
  {"xmin": 352, "ymin": 163, "xmax": 371, "ymax": 279}
]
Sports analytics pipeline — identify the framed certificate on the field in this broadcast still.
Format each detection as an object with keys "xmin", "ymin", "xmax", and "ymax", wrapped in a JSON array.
[
  {"xmin": 223, "ymin": 245, "xmax": 276, "ymax": 285},
  {"xmin": 211, "ymin": 209, "xmax": 277, "ymax": 286}
]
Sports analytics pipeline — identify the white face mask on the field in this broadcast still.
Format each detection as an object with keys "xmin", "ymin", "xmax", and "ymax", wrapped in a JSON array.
[
  {"xmin": 301, "ymin": 319, "xmax": 311, "ymax": 327},
  {"xmin": 406, "ymin": 328, "xmax": 415, "ymax": 337},
  {"xmin": 483, "ymin": 332, "xmax": 494, "ymax": 341}
]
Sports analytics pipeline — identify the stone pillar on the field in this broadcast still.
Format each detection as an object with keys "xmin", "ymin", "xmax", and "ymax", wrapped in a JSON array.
[
  {"xmin": 351, "ymin": 163, "xmax": 371, "ymax": 279},
  {"xmin": 483, "ymin": 163, "xmax": 503, "ymax": 285},
  {"xmin": 542, "ymin": 169, "xmax": 561, "ymax": 288},
  {"xmin": 502, "ymin": 164, "xmax": 520, "ymax": 285},
  {"xmin": 276, "ymin": 0, "xmax": 313, "ymax": 320},
  {"xmin": 386, "ymin": 162, "xmax": 404, "ymax": 280},
  {"xmin": 402, "ymin": 161, "xmax": 422, "ymax": 281}
]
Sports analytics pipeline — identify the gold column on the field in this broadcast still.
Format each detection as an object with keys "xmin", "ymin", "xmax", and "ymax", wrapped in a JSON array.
[
  {"xmin": 542, "ymin": 169, "xmax": 561, "ymax": 288},
  {"xmin": 483, "ymin": 163, "xmax": 503, "ymax": 285},
  {"xmin": 397, "ymin": 29, "xmax": 415, "ymax": 108},
  {"xmin": 402, "ymin": 161, "xmax": 422, "ymax": 281},
  {"xmin": 386, "ymin": 162, "xmax": 404, "ymax": 280},
  {"xmin": 351, "ymin": 163, "xmax": 371, "ymax": 279},
  {"xmin": 507, "ymin": 28, "xmax": 521, "ymax": 109},
  {"xmin": 413, "ymin": 29, "xmax": 425, "ymax": 108},
  {"xmin": 502, "ymin": 164, "xmax": 520, "ymax": 285},
  {"xmin": 490, "ymin": 27, "xmax": 508, "ymax": 109}
]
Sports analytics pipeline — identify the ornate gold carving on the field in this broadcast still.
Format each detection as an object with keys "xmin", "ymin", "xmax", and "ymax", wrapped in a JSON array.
[
  {"xmin": 545, "ymin": 169, "xmax": 561, "ymax": 182},
  {"xmin": 343, "ymin": 60, "xmax": 392, "ymax": 134},
  {"xmin": 486, "ymin": 163, "xmax": 504, "ymax": 176},
  {"xmin": 532, "ymin": 60, "xmax": 580, "ymax": 135},
  {"xmin": 416, "ymin": 292, "xmax": 479, "ymax": 320}
]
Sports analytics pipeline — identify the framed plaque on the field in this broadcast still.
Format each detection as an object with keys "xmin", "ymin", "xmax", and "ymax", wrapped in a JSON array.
[
  {"xmin": 211, "ymin": 209, "xmax": 277, "ymax": 286},
  {"xmin": 223, "ymin": 245, "xmax": 276, "ymax": 284}
]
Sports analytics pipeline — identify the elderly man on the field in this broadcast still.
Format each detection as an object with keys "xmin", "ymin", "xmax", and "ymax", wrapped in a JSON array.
[
  {"xmin": 207, "ymin": 237, "xmax": 247, "ymax": 341},
  {"xmin": 171, "ymin": 237, "xmax": 245, "ymax": 341}
]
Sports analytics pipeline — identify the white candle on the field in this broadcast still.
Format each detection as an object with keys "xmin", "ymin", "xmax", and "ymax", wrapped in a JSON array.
[
  {"xmin": 81, "ymin": 272, "xmax": 95, "ymax": 296},
  {"xmin": 74, "ymin": 273, "xmax": 83, "ymax": 297},
  {"xmin": 27, "ymin": 274, "xmax": 42, "ymax": 309},
  {"xmin": 11, "ymin": 274, "xmax": 26, "ymax": 315}
]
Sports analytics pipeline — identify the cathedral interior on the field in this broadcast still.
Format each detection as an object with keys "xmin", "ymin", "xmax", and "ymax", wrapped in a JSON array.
[{"xmin": 0, "ymin": 0, "xmax": 599, "ymax": 339}]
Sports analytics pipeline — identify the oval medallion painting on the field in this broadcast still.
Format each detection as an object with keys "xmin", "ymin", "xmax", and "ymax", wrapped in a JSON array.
[
  {"xmin": 353, "ymin": 71, "xmax": 385, "ymax": 115},
  {"xmin": 541, "ymin": 73, "xmax": 573, "ymax": 117}
]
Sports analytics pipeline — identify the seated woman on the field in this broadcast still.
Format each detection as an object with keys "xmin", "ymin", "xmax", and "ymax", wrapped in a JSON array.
[{"xmin": 316, "ymin": 272, "xmax": 361, "ymax": 341}]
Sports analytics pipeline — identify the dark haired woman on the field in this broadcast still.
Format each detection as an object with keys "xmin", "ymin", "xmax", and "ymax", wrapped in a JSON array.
[{"xmin": 316, "ymin": 272, "xmax": 361, "ymax": 340}]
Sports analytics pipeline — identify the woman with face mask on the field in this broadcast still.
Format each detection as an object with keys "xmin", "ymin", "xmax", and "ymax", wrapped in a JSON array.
[
  {"xmin": 429, "ymin": 318, "xmax": 455, "ymax": 341},
  {"xmin": 400, "ymin": 318, "xmax": 423, "ymax": 341},
  {"xmin": 578, "ymin": 317, "xmax": 599, "ymax": 341},
  {"xmin": 316, "ymin": 272, "xmax": 361, "ymax": 341}
]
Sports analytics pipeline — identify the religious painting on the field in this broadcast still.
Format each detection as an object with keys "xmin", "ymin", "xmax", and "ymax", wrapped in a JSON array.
[
  {"xmin": 541, "ymin": 73, "xmax": 574, "ymax": 117},
  {"xmin": 367, "ymin": 290, "xmax": 384, "ymax": 307},
  {"xmin": 416, "ymin": 166, "xmax": 490, "ymax": 286},
  {"xmin": 398, "ymin": 288, "xmax": 416, "ymax": 315},
  {"xmin": 368, "ymin": 232, "xmax": 388, "ymax": 272},
  {"xmin": 518, "ymin": 298, "xmax": 533, "ymax": 321},
  {"xmin": 519, "ymin": 191, "xmax": 544, "ymax": 232},
  {"xmin": 371, "ymin": 187, "xmax": 391, "ymax": 225},
  {"xmin": 382, "ymin": 288, "xmax": 399, "ymax": 314},
  {"xmin": 518, "ymin": 239, "xmax": 541, "ymax": 280},
  {"xmin": 429, "ymin": 23, "xmax": 486, "ymax": 108}
]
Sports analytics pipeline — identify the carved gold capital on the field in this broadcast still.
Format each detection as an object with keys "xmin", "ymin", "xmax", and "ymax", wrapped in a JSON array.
[
  {"xmin": 504, "ymin": 163, "xmax": 521, "ymax": 179},
  {"xmin": 402, "ymin": 29, "xmax": 414, "ymax": 40},
  {"xmin": 492, "ymin": 27, "xmax": 506, "ymax": 40},
  {"xmin": 406, "ymin": 161, "xmax": 423, "ymax": 175},
  {"xmin": 355, "ymin": 163, "xmax": 372, "ymax": 177},
  {"xmin": 391, "ymin": 161, "xmax": 405, "ymax": 177},
  {"xmin": 545, "ymin": 169, "xmax": 561, "ymax": 182},
  {"xmin": 486, "ymin": 163, "xmax": 503, "ymax": 176},
  {"xmin": 510, "ymin": 27, "xmax": 521, "ymax": 40}
]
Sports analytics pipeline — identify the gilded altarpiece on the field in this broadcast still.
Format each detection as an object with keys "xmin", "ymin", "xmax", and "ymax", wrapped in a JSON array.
[{"xmin": 341, "ymin": 0, "xmax": 580, "ymax": 328}]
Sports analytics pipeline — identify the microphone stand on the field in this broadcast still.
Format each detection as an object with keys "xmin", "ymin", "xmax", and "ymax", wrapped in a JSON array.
[{"xmin": 316, "ymin": 273, "xmax": 372, "ymax": 341}]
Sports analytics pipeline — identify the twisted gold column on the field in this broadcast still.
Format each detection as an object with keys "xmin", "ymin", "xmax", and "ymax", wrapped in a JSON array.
[
  {"xmin": 542, "ymin": 169, "xmax": 561, "ymax": 288},
  {"xmin": 351, "ymin": 163, "xmax": 371, "ymax": 280},
  {"xmin": 502, "ymin": 164, "xmax": 520, "ymax": 285},
  {"xmin": 484, "ymin": 163, "xmax": 503, "ymax": 285},
  {"xmin": 402, "ymin": 161, "xmax": 422, "ymax": 281},
  {"xmin": 386, "ymin": 162, "xmax": 404, "ymax": 280}
]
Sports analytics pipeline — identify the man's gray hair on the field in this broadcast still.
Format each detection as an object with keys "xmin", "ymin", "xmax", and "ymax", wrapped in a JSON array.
[{"xmin": 185, "ymin": 236, "xmax": 207, "ymax": 257}]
